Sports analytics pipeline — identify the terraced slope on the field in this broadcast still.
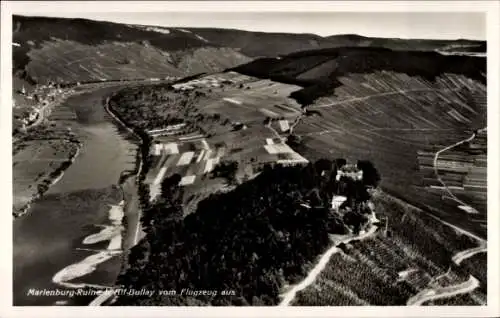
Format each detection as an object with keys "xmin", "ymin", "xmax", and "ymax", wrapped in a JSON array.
[
  {"xmin": 233, "ymin": 46, "xmax": 486, "ymax": 236},
  {"xmin": 294, "ymin": 72, "xmax": 486, "ymax": 237},
  {"xmin": 13, "ymin": 15, "xmax": 251, "ymax": 85},
  {"xmin": 233, "ymin": 47, "xmax": 485, "ymax": 105}
]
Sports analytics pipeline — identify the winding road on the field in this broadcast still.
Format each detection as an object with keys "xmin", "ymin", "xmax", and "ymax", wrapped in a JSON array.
[
  {"xmin": 433, "ymin": 129, "xmax": 483, "ymax": 213},
  {"xmin": 407, "ymin": 275, "xmax": 480, "ymax": 306},
  {"xmin": 286, "ymin": 89, "xmax": 488, "ymax": 306},
  {"xmin": 279, "ymin": 223, "xmax": 379, "ymax": 306},
  {"xmin": 309, "ymin": 88, "xmax": 459, "ymax": 109}
]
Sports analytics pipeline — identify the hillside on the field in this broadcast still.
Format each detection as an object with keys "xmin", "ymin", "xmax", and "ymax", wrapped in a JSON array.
[
  {"xmin": 13, "ymin": 15, "xmax": 485, "ymax": 86},
  {"xmin": 231, "ymin": 46, "xmax": 486, "ymax": 238},
  {"xmin": 185, "ymin": 28, "xmax": 485, "ymax": 58},
  {"xmin": 232, "ymin": 47, "xmax": 486, "ymax": 105},
  {"xmin": 12, "ymin": 15, "xmax": 251, "ymax": 85},
  {"xmin": 115, "ymin": 160, "xmax": 380, "ymax": 306}
]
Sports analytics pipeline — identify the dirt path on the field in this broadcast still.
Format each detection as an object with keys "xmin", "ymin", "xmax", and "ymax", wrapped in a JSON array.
[
  {"xmin": 279, "ymin": 223, "xmax": 379, "ymax": 306},
  {"xmin": 291, "ymin": 88, "xmax": 459, "ymax": 138},
  {"xmin": 407, "ymin": 275, "xmax": 480, "ymax": 306},
  {"xmin": 433, "ymin": 130, "xmax": 480, "ymax": 212},
  {"xmin": 452, "ymin": 242, "xmax": 487, "ymax": 265},
  {"xmin": 310, "ymin": 88, "xmax": 459, "ymax": 109}
]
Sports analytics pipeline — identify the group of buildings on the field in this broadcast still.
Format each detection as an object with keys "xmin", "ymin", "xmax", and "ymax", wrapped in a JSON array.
[{"xmin": 14, "ymin": 82, "xmax": 72, "ymax": 129}]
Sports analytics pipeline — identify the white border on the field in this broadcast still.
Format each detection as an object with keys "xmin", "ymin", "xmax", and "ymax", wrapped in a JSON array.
[{"xmin": 1, "ymin": 1, "xmax": 499, "ymax": 317}]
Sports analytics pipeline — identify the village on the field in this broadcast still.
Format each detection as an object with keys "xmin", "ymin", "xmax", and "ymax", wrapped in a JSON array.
[{"xmin": 12, "ymin": 81, "xmax": 77, "ymax": 134}]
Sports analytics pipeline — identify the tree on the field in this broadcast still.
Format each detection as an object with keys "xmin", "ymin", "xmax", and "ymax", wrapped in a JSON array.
[{"xmin": 357, "ymin": 160, "xmax": 381, "ymax": 187}]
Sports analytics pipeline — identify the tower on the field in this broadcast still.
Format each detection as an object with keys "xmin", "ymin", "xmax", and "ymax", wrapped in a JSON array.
[{"xmin": 383, "ymin": 216, "xmax": 389, "ymax": 237}]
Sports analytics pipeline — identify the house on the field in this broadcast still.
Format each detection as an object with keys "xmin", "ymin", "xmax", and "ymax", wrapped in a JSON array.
[{"xmin": 278, "ymin": 120, "xmax": 290, "ymax": 132}]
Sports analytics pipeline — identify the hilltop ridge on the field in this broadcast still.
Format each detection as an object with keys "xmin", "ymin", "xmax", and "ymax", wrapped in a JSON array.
[{"xmin": 13, "ymin": 15, "xmax": 486, "ymax": 86}]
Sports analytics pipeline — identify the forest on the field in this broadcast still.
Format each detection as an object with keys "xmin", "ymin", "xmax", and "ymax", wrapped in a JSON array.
[
  {"xmin": 114, "ymin": 158, "xmax": 380, "ymax": 306},
  {"xmin": 109, "ymin": 84, "xmax": 229, "ymax": 137}
]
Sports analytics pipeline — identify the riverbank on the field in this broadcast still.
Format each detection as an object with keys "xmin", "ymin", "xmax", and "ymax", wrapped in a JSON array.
[
  {"xmin": 13, "ymin": 141, "xmax": 82, "ymax": 218},
  {"xmin": 85, "ymin": 90, "xmax": 149, "ymax": 306},
  {"xmin": 13, "ymin": 86, "xmax": 139, "ymax": 306},
  {"xmin": 103, "ymin": 92, "xmax": 147, "ymax": 248},
  {"xmin": 51, "ymin": 200, "xmax": 125, "ymax": 289}
]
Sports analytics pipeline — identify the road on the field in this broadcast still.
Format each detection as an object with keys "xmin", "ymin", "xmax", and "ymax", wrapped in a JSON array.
[
  {"xmin": 452, "ymin": 243, "xmax": 487, "ymax": 265},
  {"xmin": 407, "ymin": 275, "xmax": 480, "ymax": 306},
  {"xmin": 309, "ymin": 88, "xmax": 459, "ymax": 109},
  {"xmin": 433, "ymin": 130, "xmax": 481, "ymax": 213},
  {"xmin": 279, "ymin": 222, "xmax": 379, "ymax": 306}
]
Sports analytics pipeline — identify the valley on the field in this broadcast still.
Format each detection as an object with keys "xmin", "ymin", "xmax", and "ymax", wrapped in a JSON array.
[{"xmin": 10, "ymin": 13, "xmax": 488, "ymax": 308}]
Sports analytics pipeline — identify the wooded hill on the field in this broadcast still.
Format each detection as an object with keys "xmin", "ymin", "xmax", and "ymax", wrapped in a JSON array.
[{"xmin": 114, "ymin": 159, "xmax": 380, "ymax": 305}]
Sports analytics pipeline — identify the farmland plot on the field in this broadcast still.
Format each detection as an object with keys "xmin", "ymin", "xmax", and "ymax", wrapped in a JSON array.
[{"xmin": 175, "ymin": 73, "xmax": 303, "ymax": 125}]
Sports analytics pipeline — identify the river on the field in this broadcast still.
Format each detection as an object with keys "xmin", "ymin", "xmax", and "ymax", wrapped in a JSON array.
[{"xmin": 13, "ymin": 86, "xmax": 139, "ymax": 306}]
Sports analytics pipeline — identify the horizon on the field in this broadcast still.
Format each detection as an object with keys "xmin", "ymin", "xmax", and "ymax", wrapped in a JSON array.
[{"xmin": 15, "ymin": 12, "xmax": 486, "ymax": 41}]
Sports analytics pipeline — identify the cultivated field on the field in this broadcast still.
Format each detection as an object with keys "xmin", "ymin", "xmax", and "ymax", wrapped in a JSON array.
[
  {"xmin": 173, "ymin": 72, "xmax": 303, "ymax": 125},
  {"xmin": 109, "ymin": 73, "xmax": 310, "ymax": 214},
  {"xmin": 146, "ymin": 126, "xmax": 308, "ymax": 206}
]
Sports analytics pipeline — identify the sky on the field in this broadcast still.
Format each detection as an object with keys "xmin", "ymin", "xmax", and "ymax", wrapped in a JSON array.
[{"xmin": 19, "ymin": 12, "xmax": 486, "ymax": 40}]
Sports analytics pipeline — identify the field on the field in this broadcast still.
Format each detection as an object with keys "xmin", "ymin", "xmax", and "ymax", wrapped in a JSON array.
[
  {"xmin": 112, "ymin": 72, "xmax": 310, "ymax": 209},
  {"xmin": 13, "ymin": 139, "xmax": 80, "ymax": 215},
  {"xmin": 99, "ymin": 66, "xmax": 487, "ymax": 307},
  {"xmin": 292, "ymin": 71, "xmax": 487, "ymax": 238},
  {"xmin": 173, "ymin": 72, "xmax": 303, "ymax": 124},
  {"xmin": 145, "ymin": 126, "xmax": 308, "ymax": 206},
  {"xmin": 277, "ymin": 70, "xmax": 488, "ymax": 306},
  {"xmin": 292, "ymin": 191, "xmax": 487, "ymax": 306}
]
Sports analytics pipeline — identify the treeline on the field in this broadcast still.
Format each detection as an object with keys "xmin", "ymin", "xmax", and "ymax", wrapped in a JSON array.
[
  {"xmin": 233, "ymin": 47, "xmax": 486, "ymax": 105},
  {"xmin": 114, "ymin": 158, "xmax": 380, "ymax": 306}
]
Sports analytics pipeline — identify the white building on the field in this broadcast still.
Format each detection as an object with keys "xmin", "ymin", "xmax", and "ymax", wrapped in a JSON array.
[
  {"xmin": 336, "ymin": 166, "xmax": 363, "ymax": 181},
  {"xmin": 331, "ymin": 195, "xmax": 347, "ymax": 211}
]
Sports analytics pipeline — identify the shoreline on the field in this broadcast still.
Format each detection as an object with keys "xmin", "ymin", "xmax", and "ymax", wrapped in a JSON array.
[
  {"xmin": 13, "ymin": 141, "xmax": 82, "ymax": 218},
  {"xmin": 52, "ymin": 200, "xmax": 125, "ymax": 290},
  {"xmin": 86, "ymin": 90, "xmax": 149, "ymax": 306}
]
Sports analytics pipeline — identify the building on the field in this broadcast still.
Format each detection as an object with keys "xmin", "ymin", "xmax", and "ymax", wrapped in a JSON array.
[
  {"xmin": 331, "ymin": 195, "xmax": 347, "ymax": 212},
  {"xmin": 336, "ymin": 164, "xmax": 363, "ymax": 181}
]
